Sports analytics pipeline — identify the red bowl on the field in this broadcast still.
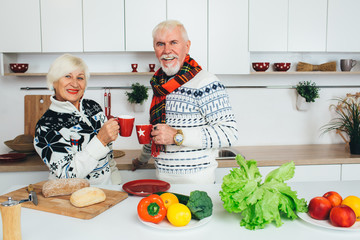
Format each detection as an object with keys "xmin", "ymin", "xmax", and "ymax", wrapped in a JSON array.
[
  {"xmin": 252, "ymin": 62, "xmax": 269, "ymax": 72},
  {"xmin": 10, "ymin": 63, "xmax": 29, "ymax": 73},
  {"xmin": 274, "ymin": 62, "xmax": 291, "ymax": 71}
]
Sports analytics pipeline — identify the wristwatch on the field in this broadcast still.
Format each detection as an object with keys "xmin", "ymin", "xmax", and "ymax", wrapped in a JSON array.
[{"xmin": 174, "ymin": 129, "xmax": 184, "ymax": 146}]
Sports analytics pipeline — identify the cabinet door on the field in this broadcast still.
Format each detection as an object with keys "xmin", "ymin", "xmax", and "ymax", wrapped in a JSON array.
[
  {"xmin": 327, "ymin": 0, "xmax": 360, "ymax": 52},
  {"xmin": 167, "ymin": 0, "xmax": 208, "ymax": 70},
  {"xmin": 0, "ymin": 0, "xmax": 41, "ymax": 52},
  {"xmin": 40, "ymin": 0, "xmax": 83, "ymax": 52},
  {"xmin": 288, "ymin": 0, "xmax": 327, "ymax": 52},
  {"xmin": 259, "ymin": 165, "xmax": 341, "ymax": 182},
  {"xmin": 208, "ymin": 0, "xmax": 249, "ymax": 74},
  {"xmin": 125, "ymin": 0, "xmax": 166, "ymax": 51},
  {"xmin": 341, "ymin": 164, "xmax": 360, "ymax": 181},
  {"xmin": 83, "ymin": 0, "xmax": 125, "ymax": 52},
  {"xmin": 249, "ymin": 0, "xmax": 288, "ymax": 52},
  {"xmin": 216, "ymin": 165, "xmax": 341, "ymax": 184}
]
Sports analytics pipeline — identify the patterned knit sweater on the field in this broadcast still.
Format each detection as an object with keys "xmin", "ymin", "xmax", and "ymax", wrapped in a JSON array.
[
  {"xmin": 34, "ymin": 96, "xmax": 121, "ymax": 185},
  {"xmin": 140, "ymin": 70, "xmax": 239, "ymax": 178}
]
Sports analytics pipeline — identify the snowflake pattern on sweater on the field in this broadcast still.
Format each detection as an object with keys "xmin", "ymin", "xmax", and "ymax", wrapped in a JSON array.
[{"xmin": 34, "ymin": 98, "xmax": 112, "ymax": 184}]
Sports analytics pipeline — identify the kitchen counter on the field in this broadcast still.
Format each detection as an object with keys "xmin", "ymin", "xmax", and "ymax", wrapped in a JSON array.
[
  {"xmin": 0, "ymin": 180, "xmax": 359, "ymax": 240},
  {"xmin": 1, "ymin": 144, "xmax": 360, "ymax": 172}
]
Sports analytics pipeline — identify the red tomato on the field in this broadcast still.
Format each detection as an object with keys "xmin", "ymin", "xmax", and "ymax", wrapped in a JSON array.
[
  {"xmin": 308, "ymin": 196, "xmax": 332, "ymax": 220},
  {"xmin": 323, "ymin": 191, "xmax": 342, "ymax": 207},
  {"xmin": 330, "ymin": 205, "xmax": 356, "ymax": 227}
]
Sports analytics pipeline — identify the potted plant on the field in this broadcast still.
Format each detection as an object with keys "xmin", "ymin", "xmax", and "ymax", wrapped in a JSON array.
[
  {"xmin": 295, "ymin": 80, "xmax": 320, "ymax": 111},
  {"xmin": 320, "ymin": 93, "xmax": 360, "ymax": 154},
  {"xmin": 125, "ymin": 83, "xmax": 149, "ymax": 112}
]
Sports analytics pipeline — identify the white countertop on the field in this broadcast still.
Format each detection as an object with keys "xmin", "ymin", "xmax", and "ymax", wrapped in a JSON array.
[{"xmin": 1, "ymin": 181, "xmax": 360, "ymax": 240}]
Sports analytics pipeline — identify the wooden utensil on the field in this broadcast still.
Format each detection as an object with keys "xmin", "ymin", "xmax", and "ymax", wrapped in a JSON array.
[
  {"xmin": 0, "ymin": 189, "xmax": 37, "ymax": 240},
  {"xmin": 24, "ymin": 95, "xmax": 51, "ymax": 137},
  {"xmin": 0, "ymin": 181, "xmax": 128, "ymax": 220},
  {"xmin": 296, "ymin": 61, "xmax": 336, "ymax": 71},
  {"xmin": 0, "ymin": 203, "xmax": 21, "ymax": 240}
]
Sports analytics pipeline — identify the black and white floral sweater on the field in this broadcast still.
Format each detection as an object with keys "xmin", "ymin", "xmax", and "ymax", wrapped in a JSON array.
[{"xmin": 34, "ymin": 96, "xmax": 121, "ymax": 185}]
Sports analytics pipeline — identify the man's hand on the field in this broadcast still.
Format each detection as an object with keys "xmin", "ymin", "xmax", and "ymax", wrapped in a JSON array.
[{"xmin": 151, "ymin": 124, "xmax": 177, "ymax": 145}]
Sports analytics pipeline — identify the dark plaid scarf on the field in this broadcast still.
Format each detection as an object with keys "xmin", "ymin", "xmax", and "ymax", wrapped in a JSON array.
[{"xmin": 150, "ymin": 55, "xmax": 202, "ymax": 157}]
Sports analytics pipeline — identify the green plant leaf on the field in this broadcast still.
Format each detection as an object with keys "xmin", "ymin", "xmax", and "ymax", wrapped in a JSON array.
[
  {"xmin": 125, "ymin": 82, "xmax": 149, "ymax": 104},
  {"xmin": 296, "ymin": 80, "xmax": 320, "ymax": 102}
]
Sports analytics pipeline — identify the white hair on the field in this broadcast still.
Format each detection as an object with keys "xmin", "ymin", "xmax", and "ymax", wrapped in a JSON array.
[
  {"xmin": 152, "ymin": 19, "xmax": 189, "ymax": 43},
  {"xmin": 47, "ymin": 54, "xmax": 90, "ymax": 90}
]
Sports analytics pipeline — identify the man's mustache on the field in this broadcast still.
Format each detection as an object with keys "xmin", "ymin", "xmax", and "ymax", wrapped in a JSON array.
[{"xmin": 160, "ymin": 54, "xmax": 178, "ymax": 60}]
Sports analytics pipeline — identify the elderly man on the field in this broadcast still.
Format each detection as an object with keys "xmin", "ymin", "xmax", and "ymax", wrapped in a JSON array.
[{"xmin": 133, "ymin": 20, "xmax": 238, "ymax": 184}]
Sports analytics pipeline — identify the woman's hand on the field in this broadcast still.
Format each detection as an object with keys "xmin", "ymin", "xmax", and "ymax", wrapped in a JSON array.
[
  {"xmin": 151, "ymin": 124, "xmax": 177, "ymax": 145},
  {"xmin": 97, "ymin": 118, "xmax": 120, "ymax": 146}
]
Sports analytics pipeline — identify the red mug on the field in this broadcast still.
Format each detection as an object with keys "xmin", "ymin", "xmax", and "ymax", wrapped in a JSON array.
[
  {"xmin": 149, "ymin": 64, "xmax": 155, "ymax": 72},
  {"xmin": 136, "ymin": 124, "xmax": 152, "ymax": 144},
  {"xmin": 131, "ymin": 64, "xmax": 138, "ymax": 72},
  {"xmin": 117, "ymin": 115, "xmax": 135, "ymax": 137}
]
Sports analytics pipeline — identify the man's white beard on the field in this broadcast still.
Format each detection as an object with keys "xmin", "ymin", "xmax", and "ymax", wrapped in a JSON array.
[
  {"xmin": 159, "ymin": 54, "xmax": 181, "ymax": 76},
  {"xmin": 162, "ymin": 61, "xmax": 180, "ymax": 76}
]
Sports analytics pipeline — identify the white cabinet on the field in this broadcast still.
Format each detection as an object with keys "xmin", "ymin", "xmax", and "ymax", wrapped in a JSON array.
[
  {"xmin": 40, "ymin": 0, "xmax": 83, "ymax": 52},
  {"xmin": 291, "ymin": 165, "xmax": 341, "ymax": 182},
  {"xmin": 249, "ymin": 0, "xmax": 288, "ymax": 52},
  {"xmin": 249, "ymin": 0, "xmax": 328, "ymax": 52},
  {"xmin": 216, "ymin": 165, "xmax": 341, "ymax": 184},
  {"xmin": 167, "ymin": 0, "xmax": 208, "ymax": 70},
  {"xmin": 341, "ymin": 164, "xmax": 360, "ymax": 181},
  {"xmin": 125, "ymin": 0, "xmax": 166, "ymax": 51},
  {"xmin": 327, "ymin": 0, "xmax": 360, "ymax": 52},
  {"xmin": 208, "ymin": 0, "xmax": 249, "ymax": 74},
  {"xmin": 83, "ymin": 0, "xmax": 125, "ymax": 52},
  {"xmin": 0, "ymin": 0, "xmax": 41, "ymax": 52},
  {"xmin": 288, "ymin": 0, "xmax": 327, "ymax": 52},
  {"xmin": 258, "ymin": 165, "xmax": 341, "ymax": 182}
]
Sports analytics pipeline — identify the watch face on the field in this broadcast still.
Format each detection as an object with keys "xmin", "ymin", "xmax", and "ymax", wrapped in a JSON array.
[{"xmin": 175, "ymin": 134, "xmax": 183, "ymax": 143}]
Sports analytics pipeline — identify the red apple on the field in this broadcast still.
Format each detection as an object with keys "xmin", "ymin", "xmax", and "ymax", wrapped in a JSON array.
[
  {"xmin": 323, "ymin": 191, "xmax": 342, "ymax": 207},
  {"xmin": 308, "ymin": 196, "xmax": 332, "ymax": 220},
  {"xmin": 330, "ymin": 205, "xmax": 356, "ymax": 227}
]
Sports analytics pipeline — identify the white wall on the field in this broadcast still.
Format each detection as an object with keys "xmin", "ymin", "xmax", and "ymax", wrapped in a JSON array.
[{"xmin": 0, "ymin": 53, "xmax": 359, "ymax": 153}]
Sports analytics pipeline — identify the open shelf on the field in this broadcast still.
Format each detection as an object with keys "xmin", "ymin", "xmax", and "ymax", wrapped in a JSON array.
[
  {"xmin": 4, "ymin": 72, "xmax": 155, "ymax": 77},
  {"xmin": 6, "ymin": 71, "xmax": 360, "ymax": 77},
  {"xmin": 250, "ymin": 71, "xmax": 360, "ymax": 75}
]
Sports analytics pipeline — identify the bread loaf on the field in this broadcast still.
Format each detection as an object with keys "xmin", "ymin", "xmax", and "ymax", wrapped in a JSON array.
[
  {"xmin": 42, "ymin": 178, "xmax": 90, "ymax": 198},
  {"xmin": 70, "ymin": 187, "xmax": 106, "ymax": 207}
]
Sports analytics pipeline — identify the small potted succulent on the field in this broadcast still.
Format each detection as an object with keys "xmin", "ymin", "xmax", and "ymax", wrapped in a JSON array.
[
  {"xmin": 125, "ymin": 83, "xmax": 149, "ymax": 112},
  {"xmin": 321, "ymin": 93, "xmax": 360, "ymax": 154},
  {"xmin": 295, "ymin": 80, "xmax": 320, "ymax": 111}
]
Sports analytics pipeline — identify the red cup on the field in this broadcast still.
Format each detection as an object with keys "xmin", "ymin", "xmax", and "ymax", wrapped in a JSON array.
[
  {"xmin": 149, "ymin": 64, "xmax": 155, "ymax": 72},
  {"xmin": 117, "ymin": 115, "xmax": 135, "ymax": 137},
  {"xmin": 131, "ymin": 64, "xmax": 138, "ymax": 72},
  {"xmin": 136, "ymin": 124, "xmax": 152, "ymax": 144}
]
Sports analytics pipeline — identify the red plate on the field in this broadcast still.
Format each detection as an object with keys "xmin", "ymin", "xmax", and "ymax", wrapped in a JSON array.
[
  {"xmin": 0, "ymin": 153, "xmax": 27, "ymax": 163},
  {"xmin": 122, "ymin": 179, "xmax": 170, "ymax": 197}
]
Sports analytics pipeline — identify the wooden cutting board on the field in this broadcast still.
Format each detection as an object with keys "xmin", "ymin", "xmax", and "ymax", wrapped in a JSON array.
[
  {"xmin": 24, "ymin": 95, "xmax": 52, "ymax": 137},
  {"xmin": 0, "ymin": 181, "xmax": 128, "ymax": 220}
]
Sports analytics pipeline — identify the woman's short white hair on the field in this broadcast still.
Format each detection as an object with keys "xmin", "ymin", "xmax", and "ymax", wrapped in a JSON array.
[
  {"xmin": 152, "ymin": 20, "xmax": 189, "ymax": 43},
  {"xmin": 47, "ymin": 54, "xmax": 90, "ymax": 90}
]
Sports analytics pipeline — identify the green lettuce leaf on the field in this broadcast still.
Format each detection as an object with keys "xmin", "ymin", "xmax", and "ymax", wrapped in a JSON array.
[
  {"xmin": 219, "ymin": 155, "xmax": 308, "ymax": 230},
  {"xmin": 264, "ymin": 161, "xmax": 295, "ymax": 183}
]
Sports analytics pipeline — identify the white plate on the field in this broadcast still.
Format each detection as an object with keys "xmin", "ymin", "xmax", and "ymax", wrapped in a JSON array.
[
  {"xmin": 139, "ymin": 215, "xmax": 212, "ymax": 231},
  {"xmin": 297, "ymin": 212, "xmax": 360, "ymax": 231}
]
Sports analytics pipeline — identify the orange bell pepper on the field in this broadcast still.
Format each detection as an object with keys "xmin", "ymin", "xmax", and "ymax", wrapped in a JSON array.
[{"xmin": 137, "ymin": 194, "xmax": 167, "ymax": 223}]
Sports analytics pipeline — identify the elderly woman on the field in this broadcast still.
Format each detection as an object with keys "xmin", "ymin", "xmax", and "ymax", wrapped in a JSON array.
[{"xmin": 34, "ymin": 54, "xmax": 121, "ymax": 185}]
